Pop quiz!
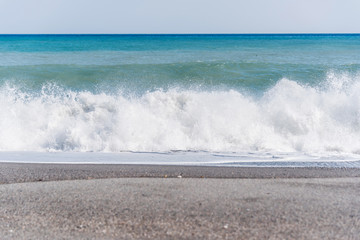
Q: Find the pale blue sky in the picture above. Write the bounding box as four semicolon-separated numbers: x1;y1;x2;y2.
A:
0;0;359;34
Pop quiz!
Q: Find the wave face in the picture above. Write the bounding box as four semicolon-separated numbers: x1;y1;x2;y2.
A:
1;73;360;155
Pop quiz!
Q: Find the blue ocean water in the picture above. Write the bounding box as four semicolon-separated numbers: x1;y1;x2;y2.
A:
2;34;360;95
1;34;360;164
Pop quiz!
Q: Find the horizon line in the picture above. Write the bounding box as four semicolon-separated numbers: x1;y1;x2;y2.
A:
0;33;360;35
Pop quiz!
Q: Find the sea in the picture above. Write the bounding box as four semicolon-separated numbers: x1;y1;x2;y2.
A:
1;34;360;167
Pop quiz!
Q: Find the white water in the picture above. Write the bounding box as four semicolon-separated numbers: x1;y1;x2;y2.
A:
1;75;360;158
1;151;359;167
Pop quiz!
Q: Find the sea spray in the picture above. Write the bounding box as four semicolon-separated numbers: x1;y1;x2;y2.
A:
1;75;360;155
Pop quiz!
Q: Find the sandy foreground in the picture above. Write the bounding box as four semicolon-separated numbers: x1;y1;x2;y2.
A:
0;163;360;239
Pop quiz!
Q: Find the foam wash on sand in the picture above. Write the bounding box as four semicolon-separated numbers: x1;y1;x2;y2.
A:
1;34;360;166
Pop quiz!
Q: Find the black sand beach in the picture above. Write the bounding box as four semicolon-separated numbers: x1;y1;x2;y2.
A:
1;163;360;239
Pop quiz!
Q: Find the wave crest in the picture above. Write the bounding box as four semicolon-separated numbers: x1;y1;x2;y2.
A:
1;76;360;155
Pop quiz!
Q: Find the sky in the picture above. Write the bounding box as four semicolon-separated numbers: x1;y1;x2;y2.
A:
0;0;359;34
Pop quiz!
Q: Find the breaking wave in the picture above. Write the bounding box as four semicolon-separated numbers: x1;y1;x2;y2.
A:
1;73;360;156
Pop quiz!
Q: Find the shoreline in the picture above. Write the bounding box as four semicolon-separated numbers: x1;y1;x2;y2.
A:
1;162;360;184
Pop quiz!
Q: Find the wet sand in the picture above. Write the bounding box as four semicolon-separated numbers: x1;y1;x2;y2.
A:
1;163;360;184
1;163;360;239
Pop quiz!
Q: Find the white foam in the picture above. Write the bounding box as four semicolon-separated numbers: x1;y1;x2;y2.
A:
0;151;359;167
1;74;360;157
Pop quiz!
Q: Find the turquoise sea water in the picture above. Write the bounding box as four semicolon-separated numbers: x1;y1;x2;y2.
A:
1;34;360;162
2;34;360;94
